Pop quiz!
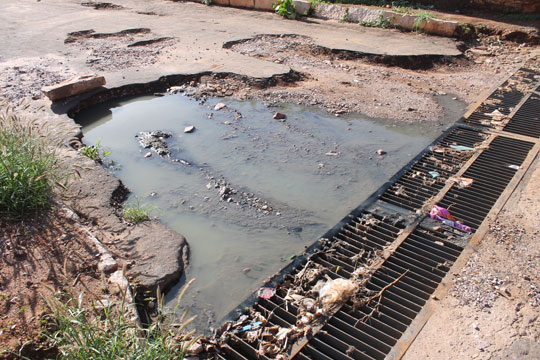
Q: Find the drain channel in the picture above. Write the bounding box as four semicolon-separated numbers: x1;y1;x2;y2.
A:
209;65;540;359
503;93;540;138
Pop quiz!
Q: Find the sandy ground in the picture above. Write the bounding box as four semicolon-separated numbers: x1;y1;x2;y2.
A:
0;0;539;358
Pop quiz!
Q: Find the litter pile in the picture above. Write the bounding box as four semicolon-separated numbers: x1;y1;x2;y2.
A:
198;212;409;358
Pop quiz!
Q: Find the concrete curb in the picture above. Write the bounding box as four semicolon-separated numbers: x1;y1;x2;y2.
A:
310;4;460;38
190;0;460;38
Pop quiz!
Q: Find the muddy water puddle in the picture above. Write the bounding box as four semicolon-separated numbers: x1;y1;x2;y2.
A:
77;93;445;330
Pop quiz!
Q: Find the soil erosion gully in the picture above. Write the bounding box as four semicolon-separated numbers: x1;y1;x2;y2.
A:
207;65;540;360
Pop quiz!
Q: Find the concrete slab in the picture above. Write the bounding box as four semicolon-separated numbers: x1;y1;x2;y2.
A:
0;0;461;91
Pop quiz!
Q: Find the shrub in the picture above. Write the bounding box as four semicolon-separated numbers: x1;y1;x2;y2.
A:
0;101;69;219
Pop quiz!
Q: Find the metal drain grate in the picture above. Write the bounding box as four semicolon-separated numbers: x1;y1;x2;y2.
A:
219;211;406;360
436;136;534;232
503;93;540;138
379;127;486;211
297;227;464;360
463;67;539;129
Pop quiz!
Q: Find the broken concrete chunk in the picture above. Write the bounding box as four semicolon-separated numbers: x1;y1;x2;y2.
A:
125;221;188;295
292;0;311;15
41;74;106;101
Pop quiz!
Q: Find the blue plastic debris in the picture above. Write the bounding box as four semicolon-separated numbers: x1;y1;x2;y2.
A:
450;145;475;151
241;321;262;332
428;171;440;178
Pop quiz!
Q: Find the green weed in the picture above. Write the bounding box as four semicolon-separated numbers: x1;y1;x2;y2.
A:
360;13;391;28
122;197;154;224
79;141;111;163
274;0;297;19
413;11;435;32
340;8;349;22
0;100;71;219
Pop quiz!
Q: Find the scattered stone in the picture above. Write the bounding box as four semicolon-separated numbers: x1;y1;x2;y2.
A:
407;107;416;111
144;152;152;158
184;125;195;133
109;270;129;294
377;149;387;155
242;267;252;274
214;102;227;110
325;151;340;156
41;73;106;101
273;112;287;120
98;253;118;273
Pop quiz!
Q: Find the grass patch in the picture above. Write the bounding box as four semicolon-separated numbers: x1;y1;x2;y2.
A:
42;280;199;360
122;197;154;224
0;100;71;219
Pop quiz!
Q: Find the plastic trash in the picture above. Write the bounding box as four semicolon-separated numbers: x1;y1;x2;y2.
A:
257;287;276;299
241;321;262;332
508;164;520;170
450;145;475;151
429;171;440;178
430;205;472;233
318;278;356;305
451;176;474;188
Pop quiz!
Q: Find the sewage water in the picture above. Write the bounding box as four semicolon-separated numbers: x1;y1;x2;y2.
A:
77;93;445;329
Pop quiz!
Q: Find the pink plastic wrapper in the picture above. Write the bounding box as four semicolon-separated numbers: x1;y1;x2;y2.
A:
257;287;276;299
430;205;472;233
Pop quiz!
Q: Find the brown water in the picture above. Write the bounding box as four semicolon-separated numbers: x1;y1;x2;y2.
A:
77;93;448;330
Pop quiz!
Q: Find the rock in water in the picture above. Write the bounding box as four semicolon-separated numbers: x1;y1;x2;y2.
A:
184;126;195;133
214;102;226;111
136;131;172;156
377;149;387;155
273;112;287;120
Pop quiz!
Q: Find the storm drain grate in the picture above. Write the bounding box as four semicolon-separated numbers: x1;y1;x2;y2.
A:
379;127;486;211
436;136;535;232
218;211;406;360
297;226;464;360
503;93;540;138
463;67;539;129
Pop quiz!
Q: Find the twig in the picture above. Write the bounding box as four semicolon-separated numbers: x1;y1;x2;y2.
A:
353;270;409;327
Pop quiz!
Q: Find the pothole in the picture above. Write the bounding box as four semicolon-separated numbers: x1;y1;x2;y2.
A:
81;2;125;10
64;28;175;71
74;88;448;330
